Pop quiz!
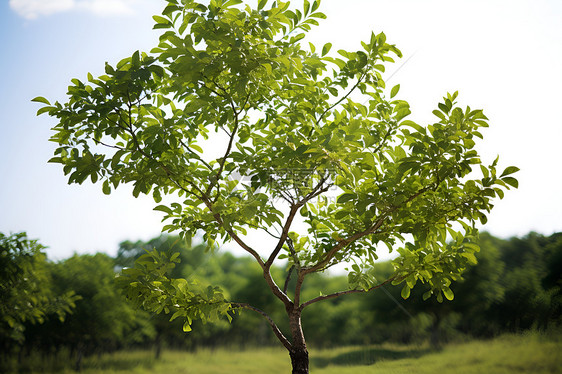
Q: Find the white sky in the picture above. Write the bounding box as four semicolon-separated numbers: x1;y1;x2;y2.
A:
1;0;561;261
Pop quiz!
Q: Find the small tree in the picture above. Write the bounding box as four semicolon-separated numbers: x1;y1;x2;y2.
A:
35;0;518;372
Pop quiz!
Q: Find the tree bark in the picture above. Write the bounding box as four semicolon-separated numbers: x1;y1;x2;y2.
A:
289;346;309;374
288;309;309;374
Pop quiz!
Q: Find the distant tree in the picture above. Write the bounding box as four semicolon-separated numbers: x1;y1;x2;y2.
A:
542;233;562;325
447;232;506;337
0;232;77;352
45;253;154;370
369;233;509;345
362;232;562;343
36;0;518;372
490;234;554;332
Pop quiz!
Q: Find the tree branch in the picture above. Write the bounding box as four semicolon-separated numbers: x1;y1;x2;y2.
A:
231;303;292;350
92;138;126;151
177;136;213;172
243;220;281;240
283;265;295;294
294;271;305;307
265;176;331;269
315;72;366;128
300;275;398;309
265;204;300;269
305;215;387;275
305;184;432;275
202;199;265;269
372;123;393;156
207;98;240;199
200;183;293;309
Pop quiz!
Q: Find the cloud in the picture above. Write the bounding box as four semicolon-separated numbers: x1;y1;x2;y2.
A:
10;0;137;20
76;0;135;17
9;0;74;19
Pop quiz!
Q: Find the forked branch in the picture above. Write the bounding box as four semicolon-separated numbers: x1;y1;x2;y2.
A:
232;302;292;350
265;176;331;269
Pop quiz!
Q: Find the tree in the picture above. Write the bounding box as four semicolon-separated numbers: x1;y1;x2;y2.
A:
488;233;554;332
35;0;518;372
42;253;154;370
542;233;562;326
0;232;77;354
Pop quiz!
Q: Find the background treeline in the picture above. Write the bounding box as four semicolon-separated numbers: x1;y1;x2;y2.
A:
1;231;561;371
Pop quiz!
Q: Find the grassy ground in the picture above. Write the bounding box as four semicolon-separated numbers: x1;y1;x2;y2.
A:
312;332;562;374
16;332;562;374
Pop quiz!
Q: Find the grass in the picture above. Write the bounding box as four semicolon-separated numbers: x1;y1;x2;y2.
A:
312;332;562;374
13;332;562;374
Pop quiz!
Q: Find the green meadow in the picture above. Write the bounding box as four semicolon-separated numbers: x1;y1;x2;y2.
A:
24;332;560;374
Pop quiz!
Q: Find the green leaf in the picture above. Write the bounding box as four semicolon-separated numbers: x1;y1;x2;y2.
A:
401;120;424;132
308;42;316;53
102;180;111;195
500;166;520;178
321;42;332;56
31;96;50;105
182;321;192;332
162;4;181;16
502;176;519;188
154;205;173;215
461;252;478;265
311;0;320;12
479;214;488;225
337;193;356;204
401;285;411;299
443;287;454;301
169;310;184;322
223;0;243;7
309;12;327;19
242;205;257;219
36;106;55;116
463;242;480;252
257;0;268;10
153;15;170;24
438;103;449;114
432;110;446;120
390;84;400;99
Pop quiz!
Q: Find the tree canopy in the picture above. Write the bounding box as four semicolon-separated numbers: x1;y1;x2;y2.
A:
35;0;518;372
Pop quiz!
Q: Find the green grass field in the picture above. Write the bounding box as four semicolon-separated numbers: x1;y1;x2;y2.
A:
19;332;562;374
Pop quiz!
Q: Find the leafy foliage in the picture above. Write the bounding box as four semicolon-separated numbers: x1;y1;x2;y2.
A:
0;232;78;346
50;254;152;348
117;249;232;332
37;0;518;371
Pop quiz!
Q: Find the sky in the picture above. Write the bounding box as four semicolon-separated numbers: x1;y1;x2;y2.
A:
1;0;561;261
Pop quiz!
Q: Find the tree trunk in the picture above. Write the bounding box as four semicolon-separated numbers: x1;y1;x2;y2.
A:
289;346;309;374
288;310;309;374
430;314;442;348
154;331;162;360
74;343;84;372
